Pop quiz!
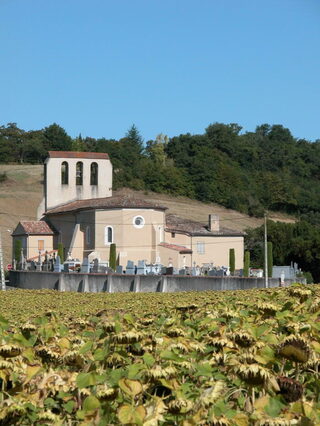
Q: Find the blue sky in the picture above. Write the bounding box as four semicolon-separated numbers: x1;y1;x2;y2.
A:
1;0;319;142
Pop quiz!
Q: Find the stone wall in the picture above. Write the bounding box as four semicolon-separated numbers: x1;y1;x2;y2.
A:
9;271;303;293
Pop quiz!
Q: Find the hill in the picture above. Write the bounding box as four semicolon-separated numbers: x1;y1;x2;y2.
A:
0;164;294;267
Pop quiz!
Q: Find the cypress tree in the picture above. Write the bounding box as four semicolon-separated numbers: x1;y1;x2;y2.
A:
14;240;22;264
229;248;235;275
57;243;64;262
267;241;273;278
109;243;117;271
243;250;250;277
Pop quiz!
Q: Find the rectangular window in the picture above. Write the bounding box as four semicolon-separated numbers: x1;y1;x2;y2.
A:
196;241;205;254
38;240;44;251
171;232;176;238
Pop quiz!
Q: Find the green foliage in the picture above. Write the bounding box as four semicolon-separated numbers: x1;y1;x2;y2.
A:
304;271;314;284
109;243;116;271
57;243;64;262
1;119;320;222
267;241;273;278
43;123;73;151
245;220;320;281
14;239;22;263
229;248;235;275
243;250;250;277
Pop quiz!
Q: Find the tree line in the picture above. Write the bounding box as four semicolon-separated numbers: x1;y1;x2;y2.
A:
1;121;320;220
2;121;320;280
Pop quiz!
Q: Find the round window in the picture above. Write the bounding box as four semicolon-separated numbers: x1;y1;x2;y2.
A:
133;215;145;229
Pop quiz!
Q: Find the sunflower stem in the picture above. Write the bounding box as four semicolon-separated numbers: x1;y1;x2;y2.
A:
295;362;300;381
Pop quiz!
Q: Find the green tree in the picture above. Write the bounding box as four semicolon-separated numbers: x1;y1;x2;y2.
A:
243;251;250;277
109;243;117;271
14;240;22;264
57;243;65;262
229;248;235;275
267;241;273;278
43;123;72;151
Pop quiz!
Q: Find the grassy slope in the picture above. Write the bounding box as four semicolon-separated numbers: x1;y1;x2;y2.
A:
0;164;295;266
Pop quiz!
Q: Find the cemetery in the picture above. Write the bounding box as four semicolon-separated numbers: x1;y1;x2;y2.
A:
9;250;302;292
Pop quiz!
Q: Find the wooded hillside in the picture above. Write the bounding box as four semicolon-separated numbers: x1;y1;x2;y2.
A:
2;121;320;281
0;122;319;222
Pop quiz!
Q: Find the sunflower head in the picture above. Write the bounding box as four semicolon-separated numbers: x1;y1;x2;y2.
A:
277;336;310;363
277;376;303;402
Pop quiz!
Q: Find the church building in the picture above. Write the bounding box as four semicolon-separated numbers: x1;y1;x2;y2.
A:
12;151;244;270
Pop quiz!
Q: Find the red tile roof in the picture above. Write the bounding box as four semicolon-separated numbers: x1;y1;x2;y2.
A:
165;214;244;237
45;195;168;215
48;151;109;159
13;221;55;236
159;242;192;254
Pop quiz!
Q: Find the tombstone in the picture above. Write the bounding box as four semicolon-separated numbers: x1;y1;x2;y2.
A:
161;267;167;275
49;255;54;272
19;248;25;270
54;255;62;272
126;260;135;275
173;268;179;275
191;267;197;276
116;265;123;274
166;266;174;275
92;258;99;273
136;260;147;275
42;263;49;272
154;264;162;275
179;269;186;275
81;258;90;273
63;263;69;273
208;269;216;276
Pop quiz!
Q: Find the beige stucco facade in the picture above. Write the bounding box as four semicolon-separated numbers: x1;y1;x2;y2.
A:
12;234;54;261
163;233;243;269
37;154;113;217
93;208;165;264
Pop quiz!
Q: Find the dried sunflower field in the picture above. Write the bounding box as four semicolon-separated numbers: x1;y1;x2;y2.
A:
0;285;320;425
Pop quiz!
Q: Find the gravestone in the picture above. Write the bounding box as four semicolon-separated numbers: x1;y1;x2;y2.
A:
81;258;90;273
116;265;123;274
191;267;197;276
166;266;174;275
126;260;135;275
92;258;99;273
179;269;186;275
63;263;69;273
54;255;62;272
136;260;147;275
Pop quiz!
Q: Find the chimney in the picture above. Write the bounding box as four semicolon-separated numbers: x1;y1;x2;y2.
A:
208;214;219;232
